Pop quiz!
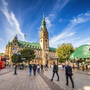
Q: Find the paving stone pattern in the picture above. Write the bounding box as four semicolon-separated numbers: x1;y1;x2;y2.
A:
0;69;51;90
0;67;90;90
44;68;90;90
0;68;14;76
40;73;64;90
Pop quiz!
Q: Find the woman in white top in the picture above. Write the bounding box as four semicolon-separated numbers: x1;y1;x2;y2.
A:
37;64;40;73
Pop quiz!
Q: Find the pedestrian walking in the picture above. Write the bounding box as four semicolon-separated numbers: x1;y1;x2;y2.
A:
37;64;40;73
65;64;74;88
51;62;59;81
9;65;11;70
33;64;37;76
86;64;88;71
62;63;65;70
41;64;43;71
29;64;32;75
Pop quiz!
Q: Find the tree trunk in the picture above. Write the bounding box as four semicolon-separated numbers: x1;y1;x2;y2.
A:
28;61;30;66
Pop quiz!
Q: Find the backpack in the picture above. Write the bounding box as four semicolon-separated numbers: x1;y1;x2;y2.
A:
33;66;36;70
54;65;58;72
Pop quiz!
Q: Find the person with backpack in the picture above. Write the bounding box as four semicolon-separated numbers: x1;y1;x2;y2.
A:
51;62;59;81
65;64;74;88
33;64;37;76
29;64;32;76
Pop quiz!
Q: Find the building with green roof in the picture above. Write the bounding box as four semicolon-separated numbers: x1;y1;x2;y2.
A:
69;44;90;64
5;12;57;65
69;53;75;60
74;44;90;59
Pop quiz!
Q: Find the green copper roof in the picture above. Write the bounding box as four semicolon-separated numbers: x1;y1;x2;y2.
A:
41;12;46;31
9;40;56;51
18;41;41;49
74;44;90;59
69;53;75;60
49;47;56;51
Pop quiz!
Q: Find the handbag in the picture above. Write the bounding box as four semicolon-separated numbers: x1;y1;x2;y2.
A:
68;72;73;75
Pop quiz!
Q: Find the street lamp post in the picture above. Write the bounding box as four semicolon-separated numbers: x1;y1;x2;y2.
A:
13;52;21;75
47;58;50;68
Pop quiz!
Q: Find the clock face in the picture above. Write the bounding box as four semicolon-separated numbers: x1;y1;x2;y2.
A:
14;43;16;45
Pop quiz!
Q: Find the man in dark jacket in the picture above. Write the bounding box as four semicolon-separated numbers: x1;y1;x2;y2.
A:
65;64;74;88
33;64;37;76
51;62;59;81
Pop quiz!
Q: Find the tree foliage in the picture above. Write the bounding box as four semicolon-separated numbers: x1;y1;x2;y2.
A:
56;43;75;63
20;48;35;63
11;55;22;63
11;48;35;64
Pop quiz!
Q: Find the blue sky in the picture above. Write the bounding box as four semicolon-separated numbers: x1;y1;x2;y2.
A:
0;0;90;53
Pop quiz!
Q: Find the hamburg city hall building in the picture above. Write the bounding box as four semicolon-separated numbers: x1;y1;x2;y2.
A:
4;13;57;66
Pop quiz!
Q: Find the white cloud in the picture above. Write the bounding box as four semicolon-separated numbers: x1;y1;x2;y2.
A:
74;37;90;47
53;0;69;13
49;12;90;48
45;0;69;29
37;0;69;31
70;13;90;24
49;14;55;17
45;17;52;29
0;0;24;41
49;24;76;47
59;18;63;22
0;48;5;53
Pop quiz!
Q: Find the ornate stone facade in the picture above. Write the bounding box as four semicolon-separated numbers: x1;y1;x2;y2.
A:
4;13;57;66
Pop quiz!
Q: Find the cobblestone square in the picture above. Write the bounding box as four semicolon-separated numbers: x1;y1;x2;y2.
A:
0;69;51;90
0;68;90;90
44;68;90;90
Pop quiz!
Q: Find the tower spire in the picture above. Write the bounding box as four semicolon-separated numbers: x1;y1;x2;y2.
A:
41;11;46;31
43;11;45;21
43;11;44;19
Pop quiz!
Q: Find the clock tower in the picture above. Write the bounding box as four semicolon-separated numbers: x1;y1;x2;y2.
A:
39;12;49;65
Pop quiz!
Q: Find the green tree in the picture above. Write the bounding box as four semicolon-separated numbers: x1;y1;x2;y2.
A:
11;54;22;63
20;48;35;64
56;43;75;63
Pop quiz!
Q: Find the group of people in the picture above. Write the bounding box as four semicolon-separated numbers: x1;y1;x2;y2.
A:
28;62;74;88
29;64;43;76
51;62;74;88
